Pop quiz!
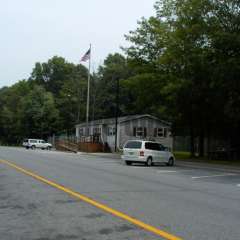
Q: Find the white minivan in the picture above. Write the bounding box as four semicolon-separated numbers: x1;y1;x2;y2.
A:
122;140;175;166
23;139;52;150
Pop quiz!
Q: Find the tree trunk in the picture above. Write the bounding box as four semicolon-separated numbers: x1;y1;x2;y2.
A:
190;125;195;158
199;130;204;158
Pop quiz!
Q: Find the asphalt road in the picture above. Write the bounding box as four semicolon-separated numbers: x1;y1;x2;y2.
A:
0;147;240;240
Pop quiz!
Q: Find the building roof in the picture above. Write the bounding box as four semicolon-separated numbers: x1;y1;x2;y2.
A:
76;114;171;128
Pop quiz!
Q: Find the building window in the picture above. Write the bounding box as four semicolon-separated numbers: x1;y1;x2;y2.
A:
133;127;147;137
108;127;116;136
93;127;101;135
154;128;167;138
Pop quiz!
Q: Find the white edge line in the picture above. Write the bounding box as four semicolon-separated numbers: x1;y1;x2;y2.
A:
179;163;240;174
192;173;237;179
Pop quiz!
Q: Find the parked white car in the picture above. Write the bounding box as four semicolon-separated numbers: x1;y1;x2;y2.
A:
23;139;52;150
122;140;175;166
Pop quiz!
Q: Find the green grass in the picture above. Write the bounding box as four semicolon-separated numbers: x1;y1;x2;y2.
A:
174;151;240;166
173;151;191;159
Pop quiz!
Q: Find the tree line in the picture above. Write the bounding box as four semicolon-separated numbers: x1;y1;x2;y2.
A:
0;0;239;157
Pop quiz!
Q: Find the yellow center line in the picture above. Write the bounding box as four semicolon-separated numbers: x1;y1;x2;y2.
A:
0;159;183;240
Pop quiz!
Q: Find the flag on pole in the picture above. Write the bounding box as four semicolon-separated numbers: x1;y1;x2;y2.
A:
81;48;91;62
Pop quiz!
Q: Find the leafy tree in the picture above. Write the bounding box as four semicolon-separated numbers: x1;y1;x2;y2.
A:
20;85;59;139
124;0;240;157
209;0;240;148
30;56;76;96
123;10;175;121
30;56;89;130
0;80;32;144
58;64;88;129
93;53;133;119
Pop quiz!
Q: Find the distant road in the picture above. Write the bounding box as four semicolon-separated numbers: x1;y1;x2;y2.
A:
0;146;240;240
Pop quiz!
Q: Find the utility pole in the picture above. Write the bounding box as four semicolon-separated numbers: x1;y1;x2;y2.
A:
114;76;119;152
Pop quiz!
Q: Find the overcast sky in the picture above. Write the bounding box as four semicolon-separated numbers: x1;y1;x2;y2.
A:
0;0;156;88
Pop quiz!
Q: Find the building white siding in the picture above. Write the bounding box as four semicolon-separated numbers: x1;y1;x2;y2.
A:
75;115;173;152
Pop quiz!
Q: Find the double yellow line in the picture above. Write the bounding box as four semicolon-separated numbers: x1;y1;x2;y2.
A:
0;159;183;240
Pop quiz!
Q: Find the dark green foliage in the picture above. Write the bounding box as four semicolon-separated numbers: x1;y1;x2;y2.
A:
93;53;134;119
20;85;59;139
123;0;240;156
0;57;89;144
0;80;32;144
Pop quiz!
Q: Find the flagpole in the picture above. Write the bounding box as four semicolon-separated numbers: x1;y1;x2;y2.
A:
86;44;91;136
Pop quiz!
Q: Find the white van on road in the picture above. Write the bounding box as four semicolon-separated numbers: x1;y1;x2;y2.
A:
122;140;175;166
23;139;52;150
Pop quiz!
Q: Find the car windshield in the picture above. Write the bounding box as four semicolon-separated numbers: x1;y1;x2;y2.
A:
124;141;142;149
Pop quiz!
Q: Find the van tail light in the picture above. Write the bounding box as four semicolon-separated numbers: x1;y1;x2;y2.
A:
140;151;144;156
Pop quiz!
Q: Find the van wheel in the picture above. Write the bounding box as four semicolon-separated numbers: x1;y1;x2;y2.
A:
167;157;174;166
146;157;152;167
31;145;36;150
125;161;132;165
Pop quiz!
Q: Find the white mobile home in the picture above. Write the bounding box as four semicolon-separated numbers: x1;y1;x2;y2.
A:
75;114;173;152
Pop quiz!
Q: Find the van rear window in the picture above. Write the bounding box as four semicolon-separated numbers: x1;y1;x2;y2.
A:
124;141;142;149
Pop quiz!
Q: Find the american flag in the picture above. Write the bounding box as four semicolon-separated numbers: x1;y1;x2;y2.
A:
81;48;91;62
